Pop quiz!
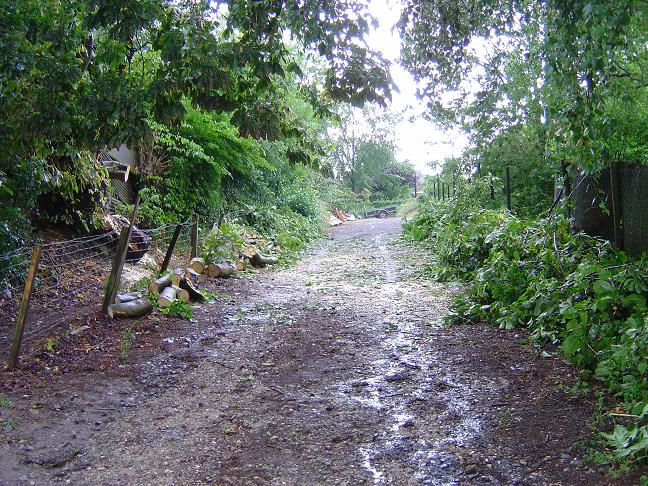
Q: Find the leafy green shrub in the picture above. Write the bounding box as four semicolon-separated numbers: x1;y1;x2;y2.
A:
407;178;648;465
601;402;648;464
202;222;248;264
160;300;193;319
283;187;320;218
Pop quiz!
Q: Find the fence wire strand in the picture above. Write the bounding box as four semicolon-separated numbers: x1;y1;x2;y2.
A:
0;219;196;365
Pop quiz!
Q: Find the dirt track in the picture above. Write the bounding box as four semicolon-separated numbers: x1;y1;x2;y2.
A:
0;218;635;485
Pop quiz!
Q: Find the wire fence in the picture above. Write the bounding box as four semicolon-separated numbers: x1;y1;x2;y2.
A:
0;218;196;369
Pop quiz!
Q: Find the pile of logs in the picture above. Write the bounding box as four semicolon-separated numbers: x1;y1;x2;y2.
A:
149;257;210;309
108;248;279;319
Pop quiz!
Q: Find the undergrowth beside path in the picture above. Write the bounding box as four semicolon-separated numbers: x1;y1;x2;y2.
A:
405;180;648;481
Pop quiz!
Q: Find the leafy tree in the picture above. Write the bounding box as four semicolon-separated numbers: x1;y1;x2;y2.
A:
0;0;394;249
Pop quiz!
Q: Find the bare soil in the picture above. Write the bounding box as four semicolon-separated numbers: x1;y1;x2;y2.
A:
0;218;643;485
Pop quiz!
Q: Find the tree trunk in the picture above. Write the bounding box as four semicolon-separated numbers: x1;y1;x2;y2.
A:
184;268;206;285
115;291;143;304
108;298;153;319
179;278;205;302
250;251;279;268
170;268;184;286
172;285;190;303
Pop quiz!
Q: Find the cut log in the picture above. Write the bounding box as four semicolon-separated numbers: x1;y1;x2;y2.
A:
115;291;143;304
108;298;153;319
207;262;237;278
184;268;206;284
172;285;190;303
250;252;279;268
157;286;177;308
170;268;184;286
148;275;172;295
189;257;205;274
180;277;205;302
235;259;246;272
242;246;257;258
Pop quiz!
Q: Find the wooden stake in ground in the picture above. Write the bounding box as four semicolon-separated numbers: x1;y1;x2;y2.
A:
102;195;141;314
7;244;42;371
108;298;153;319
190;213;199;259
160;223;183;274
157;286;177;308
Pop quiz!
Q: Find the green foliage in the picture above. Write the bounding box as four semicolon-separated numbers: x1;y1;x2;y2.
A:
160;300;193;320
120;328;135;359
406;183;648;464
202;222;248;264
601;403;648;464
139;120;226;227
283;187;321;219
399;0;647;172
0;0;390;249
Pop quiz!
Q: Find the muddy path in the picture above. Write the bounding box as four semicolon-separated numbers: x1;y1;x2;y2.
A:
0;218;632;485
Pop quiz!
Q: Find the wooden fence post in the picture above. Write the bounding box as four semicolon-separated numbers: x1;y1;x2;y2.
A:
7;245;42;370
442;182;446;201
505;166;512;211
160;223;183;274
190;213;199;259
102;195;140;314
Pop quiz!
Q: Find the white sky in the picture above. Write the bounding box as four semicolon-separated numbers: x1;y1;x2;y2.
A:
365;0;468;175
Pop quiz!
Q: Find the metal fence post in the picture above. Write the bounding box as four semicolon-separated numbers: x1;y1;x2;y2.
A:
7;245;42;370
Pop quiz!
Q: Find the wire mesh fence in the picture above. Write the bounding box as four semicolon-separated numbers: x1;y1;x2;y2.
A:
0;218;196;369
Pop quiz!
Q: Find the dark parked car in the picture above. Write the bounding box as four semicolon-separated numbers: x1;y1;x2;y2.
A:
364;205;397;219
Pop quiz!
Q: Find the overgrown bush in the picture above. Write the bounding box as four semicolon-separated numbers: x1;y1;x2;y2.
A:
405;179;648;466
